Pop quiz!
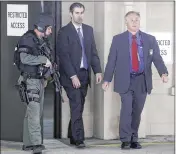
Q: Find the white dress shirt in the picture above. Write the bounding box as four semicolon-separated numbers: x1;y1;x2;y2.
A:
72;23;84;68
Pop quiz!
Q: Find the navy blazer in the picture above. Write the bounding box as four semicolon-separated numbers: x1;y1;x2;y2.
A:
57;22;102;87
103;30;168;94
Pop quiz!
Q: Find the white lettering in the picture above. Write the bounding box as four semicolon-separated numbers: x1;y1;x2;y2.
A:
7;4;28;36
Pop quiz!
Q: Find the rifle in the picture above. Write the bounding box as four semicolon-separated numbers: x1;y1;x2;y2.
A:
38;38;64;103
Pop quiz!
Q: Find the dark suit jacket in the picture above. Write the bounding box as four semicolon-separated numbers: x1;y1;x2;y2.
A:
56;22;102;87
103;30;168;94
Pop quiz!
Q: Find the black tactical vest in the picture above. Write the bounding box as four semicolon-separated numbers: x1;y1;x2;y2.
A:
14;30;48;78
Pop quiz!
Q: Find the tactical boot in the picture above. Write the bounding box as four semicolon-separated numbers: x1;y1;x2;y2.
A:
22;144;45;151
32;145;44;154
22;145;33;151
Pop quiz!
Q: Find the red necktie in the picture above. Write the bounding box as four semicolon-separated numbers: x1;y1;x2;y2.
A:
132;35;139;72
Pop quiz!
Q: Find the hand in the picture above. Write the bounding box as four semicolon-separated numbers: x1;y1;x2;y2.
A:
43;80;48;88
44;58;52;68
161;74;168;83
96;73;102;84
71;75;81;89
102;81;110;91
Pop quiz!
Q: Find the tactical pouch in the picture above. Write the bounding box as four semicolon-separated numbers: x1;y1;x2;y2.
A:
15;81;29;104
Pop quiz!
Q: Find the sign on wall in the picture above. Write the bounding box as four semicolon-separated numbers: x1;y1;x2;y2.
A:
149;32;173;64
7;4;28;36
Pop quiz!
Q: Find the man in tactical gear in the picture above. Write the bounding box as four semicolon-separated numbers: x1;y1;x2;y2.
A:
16;13;53;154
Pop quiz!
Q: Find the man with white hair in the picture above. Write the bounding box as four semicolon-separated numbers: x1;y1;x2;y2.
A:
102;11;168;150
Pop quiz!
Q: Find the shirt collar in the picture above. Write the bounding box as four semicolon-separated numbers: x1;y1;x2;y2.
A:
72;22;82;31
128;30;140;39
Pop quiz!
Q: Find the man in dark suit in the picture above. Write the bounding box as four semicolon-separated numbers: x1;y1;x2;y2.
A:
102;11;168;150
57;2;102;148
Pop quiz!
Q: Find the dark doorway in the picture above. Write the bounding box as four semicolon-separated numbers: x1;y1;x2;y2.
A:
0;1;62;141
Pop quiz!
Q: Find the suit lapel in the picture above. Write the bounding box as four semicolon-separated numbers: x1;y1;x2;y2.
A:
140;31;148;69
68;22;81;47
122;31;130;65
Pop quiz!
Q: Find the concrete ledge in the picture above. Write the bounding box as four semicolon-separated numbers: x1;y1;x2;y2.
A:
170;86;175;96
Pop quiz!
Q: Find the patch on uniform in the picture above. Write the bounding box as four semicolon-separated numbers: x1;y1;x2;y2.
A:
18;48;29;53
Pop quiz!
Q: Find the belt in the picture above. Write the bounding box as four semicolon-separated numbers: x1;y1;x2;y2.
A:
21;72;43;79
80;68;88;71
130;72;144;77
29;97;40;103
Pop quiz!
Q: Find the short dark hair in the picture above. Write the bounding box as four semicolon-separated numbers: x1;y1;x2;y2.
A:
69;2;85;13
125;11;140;18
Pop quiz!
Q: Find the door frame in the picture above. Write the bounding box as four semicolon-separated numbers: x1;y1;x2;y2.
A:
53;1;62;139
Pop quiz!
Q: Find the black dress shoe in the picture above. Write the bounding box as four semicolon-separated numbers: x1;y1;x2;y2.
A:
70;138;76;145
130;142;142;149
121;142;131;149
75;141;86;148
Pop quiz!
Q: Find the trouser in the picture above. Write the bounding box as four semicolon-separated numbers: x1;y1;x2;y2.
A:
18;76;45;146
119;73;147;142
64;68;89;142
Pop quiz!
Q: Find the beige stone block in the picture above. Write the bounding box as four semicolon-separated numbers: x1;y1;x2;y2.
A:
152;80;173;94
92;2;105;139
83;115;93;137
93;117;104;139
104;83;121;139
146;2;174;31
147;2;173;19
104;3;124;66
145;123;151;135
138;109;146;138
152;64;173;80
61;104;70;138
62;89;69;102
85;87;91;100
61;2;72;26
83;100;93;116
80;2;94;27
151;64;174;94
150;123;174;135
146;95;174;124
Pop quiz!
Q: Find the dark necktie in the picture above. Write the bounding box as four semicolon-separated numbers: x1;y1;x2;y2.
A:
77;28;88;69
132;35;139;72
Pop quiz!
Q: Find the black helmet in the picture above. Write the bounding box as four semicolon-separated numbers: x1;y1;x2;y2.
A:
34;13;54;33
